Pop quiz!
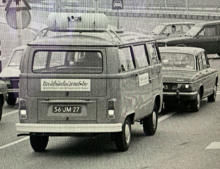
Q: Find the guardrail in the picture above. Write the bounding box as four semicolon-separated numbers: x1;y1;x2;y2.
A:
29;4;220;21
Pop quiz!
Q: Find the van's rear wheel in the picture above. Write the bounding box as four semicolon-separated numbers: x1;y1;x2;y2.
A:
6;93;16;106
143;105;158;136
114;118;131;152
30;135;49;152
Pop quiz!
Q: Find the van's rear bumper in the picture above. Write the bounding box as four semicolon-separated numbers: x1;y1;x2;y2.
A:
16;123;122;133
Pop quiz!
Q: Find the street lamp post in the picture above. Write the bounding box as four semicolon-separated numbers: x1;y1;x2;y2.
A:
186;0;189;11
165;0;167;8
94;0;98;13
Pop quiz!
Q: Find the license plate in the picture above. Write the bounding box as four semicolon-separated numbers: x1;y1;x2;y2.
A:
52;105;81;113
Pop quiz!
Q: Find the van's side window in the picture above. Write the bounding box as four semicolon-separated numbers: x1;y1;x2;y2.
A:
118;47;135;72
133;45;149;68
146;43;160;64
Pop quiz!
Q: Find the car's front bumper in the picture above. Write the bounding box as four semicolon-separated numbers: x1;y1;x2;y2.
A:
163;91;198;101
7;88;19;93
16;123;122;133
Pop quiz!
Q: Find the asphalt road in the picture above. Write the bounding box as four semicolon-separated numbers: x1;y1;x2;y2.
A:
0;95;220;169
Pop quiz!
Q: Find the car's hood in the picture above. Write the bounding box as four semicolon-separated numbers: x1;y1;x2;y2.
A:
0;66;20;78
162;69;197;83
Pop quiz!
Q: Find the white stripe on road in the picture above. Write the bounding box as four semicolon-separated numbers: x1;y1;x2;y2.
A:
0;112;175;150
158;113;175;123
2;110;18;118
0;137;29;150
206;142;220;150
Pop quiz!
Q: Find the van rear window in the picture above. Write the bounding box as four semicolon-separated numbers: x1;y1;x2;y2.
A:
32;51;103;73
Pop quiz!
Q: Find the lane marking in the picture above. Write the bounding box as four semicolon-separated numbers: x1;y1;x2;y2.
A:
158;113;175;123
2;110;18;118
0;137;29;150
0;112;175;150
206;142;220;150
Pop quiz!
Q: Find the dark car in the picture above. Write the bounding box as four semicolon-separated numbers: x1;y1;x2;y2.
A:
150;22;194;40
160;47;218;112
157;21;220;56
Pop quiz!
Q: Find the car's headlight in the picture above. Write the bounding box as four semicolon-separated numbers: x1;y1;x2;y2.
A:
163;84;169;90
178;84;192;91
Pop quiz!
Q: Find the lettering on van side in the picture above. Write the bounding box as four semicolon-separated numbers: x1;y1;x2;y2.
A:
41;79;91;91
138;73;150;87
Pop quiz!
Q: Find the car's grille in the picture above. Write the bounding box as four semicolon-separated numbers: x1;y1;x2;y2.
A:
163;83;177;92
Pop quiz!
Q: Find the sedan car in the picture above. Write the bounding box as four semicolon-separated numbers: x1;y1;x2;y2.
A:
0;46;26;106
157;21;220;56
160;47;218;112
150;22;194;40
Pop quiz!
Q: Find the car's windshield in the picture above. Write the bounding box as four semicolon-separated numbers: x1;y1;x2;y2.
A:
32;50;103;74
161;52;195;70
185;26;201;37
152;25;165;35
8;49;24;67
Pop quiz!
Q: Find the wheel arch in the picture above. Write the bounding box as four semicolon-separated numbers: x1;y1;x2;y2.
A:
199;85;204;98
154;95;162;112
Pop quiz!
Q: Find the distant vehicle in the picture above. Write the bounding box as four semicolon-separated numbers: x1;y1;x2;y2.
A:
160;47;218;112
16;13;163;152
0;46;26;106
157;20;220;56
150;22;194;40
0;80;7;121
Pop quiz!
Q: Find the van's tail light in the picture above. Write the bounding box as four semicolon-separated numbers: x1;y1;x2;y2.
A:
107;98;116;119
19;98;27;119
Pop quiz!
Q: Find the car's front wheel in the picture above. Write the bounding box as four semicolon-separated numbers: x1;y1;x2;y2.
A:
30;135;49;152
143;105;158;136
208;85;217;102
191;92;201;112
114;118;131;152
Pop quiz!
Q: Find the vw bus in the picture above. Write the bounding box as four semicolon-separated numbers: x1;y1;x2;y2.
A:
16;13;163;152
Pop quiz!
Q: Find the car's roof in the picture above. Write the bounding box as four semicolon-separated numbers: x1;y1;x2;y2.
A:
28;30;155;47
159;46;204;55
160;22;194;26
195;20;220;27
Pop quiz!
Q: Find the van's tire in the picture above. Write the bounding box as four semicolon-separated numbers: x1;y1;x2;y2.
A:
114;118;131;152
191;92;201;112
143;105;158;136
0;95;4;121
30;135;49;152
208;85;217;102
6;93;16;106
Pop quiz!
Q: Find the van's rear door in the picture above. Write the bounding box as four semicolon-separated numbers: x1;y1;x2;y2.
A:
27;48;106;123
